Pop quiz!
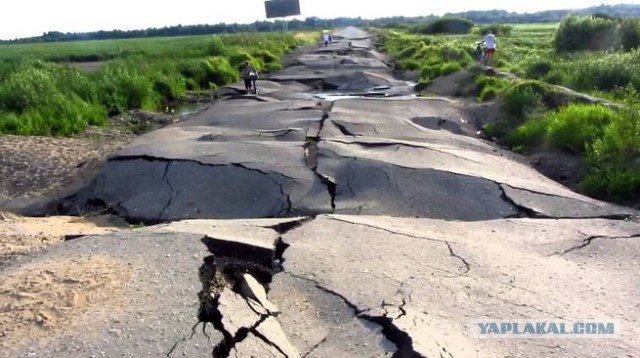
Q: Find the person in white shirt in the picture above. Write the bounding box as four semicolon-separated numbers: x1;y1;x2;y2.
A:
482;31;497;65
322;33;330;47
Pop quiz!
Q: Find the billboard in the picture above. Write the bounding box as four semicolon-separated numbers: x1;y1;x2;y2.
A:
264;0;301;19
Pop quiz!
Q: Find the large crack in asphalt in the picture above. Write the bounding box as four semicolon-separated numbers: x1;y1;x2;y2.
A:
192;217;314;358
159;161;179;219
330;120;359;136
496;184;537;218
554;233;640;256
288;272;423;358
500;184;637;220
196;240;283;358
189;213;425;358
317;146;526;219
305;107;337;211
64;156;300;223
445;242;471;275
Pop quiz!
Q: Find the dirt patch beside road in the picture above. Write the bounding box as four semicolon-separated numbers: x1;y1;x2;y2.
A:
0;128;134;202
0;212;128;265
0;255;133;348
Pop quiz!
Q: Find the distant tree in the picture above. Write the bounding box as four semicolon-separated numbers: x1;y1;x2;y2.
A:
620;18;640;51
3;3;640;44
591;13;620;21
413;18;474;35
475;24;513;36
554;15;618;52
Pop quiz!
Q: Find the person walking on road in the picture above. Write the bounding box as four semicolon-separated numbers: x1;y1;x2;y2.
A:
322;32;331;47
481;31;497;66
241;61;258;94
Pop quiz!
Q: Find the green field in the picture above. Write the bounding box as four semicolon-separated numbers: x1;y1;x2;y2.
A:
0;35;214;61
0;32;320;62
0;32;316;137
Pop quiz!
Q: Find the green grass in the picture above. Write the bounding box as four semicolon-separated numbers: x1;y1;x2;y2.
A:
0;32;312;62
504;104;617;153
510;23;560;32
378;20;640;203
0;36;212;62
0;32;314;136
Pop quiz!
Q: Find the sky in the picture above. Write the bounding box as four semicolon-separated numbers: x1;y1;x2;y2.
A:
1;0;638;40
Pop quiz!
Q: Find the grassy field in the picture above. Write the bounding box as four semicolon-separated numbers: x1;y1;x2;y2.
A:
379;18;640;203
0;32;317;137
0;36;214;62
0;32;321;62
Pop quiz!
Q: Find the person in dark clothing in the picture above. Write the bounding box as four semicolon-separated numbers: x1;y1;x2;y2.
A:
241;61;258;94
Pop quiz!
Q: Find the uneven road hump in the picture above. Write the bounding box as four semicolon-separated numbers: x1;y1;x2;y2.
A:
2;28;639;358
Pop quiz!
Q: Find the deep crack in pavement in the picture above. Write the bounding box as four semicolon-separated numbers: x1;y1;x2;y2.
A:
287;273;422;358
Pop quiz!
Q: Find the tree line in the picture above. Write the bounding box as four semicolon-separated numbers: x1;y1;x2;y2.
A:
3;4;640;44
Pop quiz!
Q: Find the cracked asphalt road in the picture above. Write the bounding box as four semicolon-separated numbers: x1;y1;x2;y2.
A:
61;28;636;222
5;214;638;357
3;27;640;358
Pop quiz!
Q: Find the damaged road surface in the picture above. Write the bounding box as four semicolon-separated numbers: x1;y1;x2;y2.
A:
3;215;639;357
3;27;640;358
59;27;634;222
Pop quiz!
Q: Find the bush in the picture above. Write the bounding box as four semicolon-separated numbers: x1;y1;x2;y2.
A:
0;32;304;136
588;105;640;168
474;74;510;101
0;94;106;136
96;65;161;114
561;51;640;92
399;45;419;59
554;16;618;52
440;62;462;76
620;18;640;51
396;59;421;71
479;86;498;102
475;24;513;36
495;102;640;202
502;104;617;154
252;50;281;71
439;46;473;63
208;36;226;56
582;169;640;201
544;104;617;154
415;79;432;91
414;18;474;35
152;74;187;102
0;61;108;136
502;84;545;118
581;105;640;201
526;60;553;79
420;64;441;80
176;57;238;90
504;116;549;150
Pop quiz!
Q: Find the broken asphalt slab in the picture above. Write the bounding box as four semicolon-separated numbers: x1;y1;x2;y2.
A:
322;97;483;141
280;214;640;358
3;214;639;357
0;230;217;358
0;217;303;358
316;137;636;219
64;140;332;222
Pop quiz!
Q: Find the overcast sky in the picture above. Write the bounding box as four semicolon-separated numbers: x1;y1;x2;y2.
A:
1;0;637;40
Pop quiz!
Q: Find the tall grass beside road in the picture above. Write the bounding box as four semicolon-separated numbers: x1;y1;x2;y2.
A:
379;17;640;204
0;32;312;136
